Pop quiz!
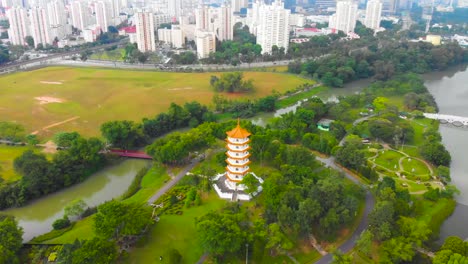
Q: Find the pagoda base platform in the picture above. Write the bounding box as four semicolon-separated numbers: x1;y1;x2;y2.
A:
212;172;263;201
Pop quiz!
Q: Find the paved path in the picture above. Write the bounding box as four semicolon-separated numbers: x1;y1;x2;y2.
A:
147;157;201;205
314;156;375;264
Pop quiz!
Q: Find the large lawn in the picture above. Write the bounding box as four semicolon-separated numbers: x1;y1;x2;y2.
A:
400;157;431;176
373;150;405;171
127;192;227;264
0;145;35;182
0;67;308;137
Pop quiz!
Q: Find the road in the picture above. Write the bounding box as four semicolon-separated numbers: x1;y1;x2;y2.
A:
0;39;128;74
314;156;375;264
147;157;202;205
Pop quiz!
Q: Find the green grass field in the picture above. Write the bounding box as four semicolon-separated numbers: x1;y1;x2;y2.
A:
89;49;125;61
44;216;95;244
123;165;171;204
373;150;405;171
400;157;431;176
0;145;35;182
0;67;308;138
127;192;227;264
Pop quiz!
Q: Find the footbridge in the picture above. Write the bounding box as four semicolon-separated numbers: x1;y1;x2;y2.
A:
423;113;468;126
109;149;153;159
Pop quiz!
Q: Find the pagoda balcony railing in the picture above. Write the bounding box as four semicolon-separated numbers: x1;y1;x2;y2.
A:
226;172;243;180
227;137;250;144
227;144;249;152
226;158;250;166
227;165;249;174
227;151;250;159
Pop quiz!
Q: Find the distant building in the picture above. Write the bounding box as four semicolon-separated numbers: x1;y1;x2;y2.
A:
158;25;185;48
256;0;291;54
154;13;172;28
135;11;156;52
71;1;90;31
426;34;441;45
231;0;248;13
329;0;358;33
83;25;101;42
47;0;69;39
196;30;216;58
30;6;52;47
6;6;29;46
95;1;110;33
218;4;233;41
364;0;383;30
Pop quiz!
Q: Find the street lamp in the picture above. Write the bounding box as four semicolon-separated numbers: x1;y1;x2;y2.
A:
245;243;249;264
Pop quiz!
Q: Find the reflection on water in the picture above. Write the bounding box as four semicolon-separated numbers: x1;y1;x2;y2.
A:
2;159;149;241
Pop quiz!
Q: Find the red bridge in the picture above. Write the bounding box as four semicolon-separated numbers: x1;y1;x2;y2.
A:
109;149;153;160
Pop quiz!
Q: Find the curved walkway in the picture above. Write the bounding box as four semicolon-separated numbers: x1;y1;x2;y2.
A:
314;156;375;264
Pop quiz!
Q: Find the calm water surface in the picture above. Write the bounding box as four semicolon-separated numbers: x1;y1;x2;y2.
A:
424;65;468;241
2;159;149;241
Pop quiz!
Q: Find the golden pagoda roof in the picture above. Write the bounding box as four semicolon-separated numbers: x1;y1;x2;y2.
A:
226;119;251;138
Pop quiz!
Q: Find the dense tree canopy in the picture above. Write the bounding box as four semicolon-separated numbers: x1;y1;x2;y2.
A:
0;216;23;264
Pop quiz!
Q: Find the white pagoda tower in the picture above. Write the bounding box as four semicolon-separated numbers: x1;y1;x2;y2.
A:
225;120;251;190
212;120;263;201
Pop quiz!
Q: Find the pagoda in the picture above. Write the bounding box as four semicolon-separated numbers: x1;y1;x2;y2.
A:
224;119;251;189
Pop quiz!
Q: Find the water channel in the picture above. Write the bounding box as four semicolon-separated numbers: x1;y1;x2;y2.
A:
424;65;468;241
3;66;467;243
2;159;149;242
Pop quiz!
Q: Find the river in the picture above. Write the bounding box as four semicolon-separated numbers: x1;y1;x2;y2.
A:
424;65;468;242
2;159;149;242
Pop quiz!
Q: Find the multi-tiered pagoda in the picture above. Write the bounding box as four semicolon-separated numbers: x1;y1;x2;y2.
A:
224;120;251;189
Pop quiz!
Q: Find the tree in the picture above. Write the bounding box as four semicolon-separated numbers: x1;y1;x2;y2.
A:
25;36;34;48
94;200;152;239
335;141;365;171
441;236;466;255
101;120;147;149
25;134;39;146
356;230;373;257
196;211;245;256
0;121;25;142
265;223;293;255
420;142;451;166
211;72;254;93
437;165;451;182
53;131;81;148
0;215;23;264
64;199;87;219
331;249;353;264
380;237;415;263
241;174;259;195
52;217;71;230
71;237;118;264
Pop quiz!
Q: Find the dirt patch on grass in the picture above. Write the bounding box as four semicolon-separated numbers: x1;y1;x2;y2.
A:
41;140;58;154
40;81;63;85
31;116;80;135
167;87;193;91
35;96;66;105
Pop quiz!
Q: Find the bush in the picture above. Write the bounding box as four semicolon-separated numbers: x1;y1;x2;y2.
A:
82;206;98;217
52;217;71;230
167;248;182;264
120;166;149;200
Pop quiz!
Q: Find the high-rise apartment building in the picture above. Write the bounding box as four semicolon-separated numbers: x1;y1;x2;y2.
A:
168;0;182;19
196;30;216;58
382;0;398;13
110;0;121;25
364;0;382;30
135;11;156;52
95;1;110;32
6;7;29;46
71;1;90;31
329;0;358;33
30;6;52;47
231;0;248;12
157;25;185;48
47;0;69;40
218;4;233;41
256;0;290;54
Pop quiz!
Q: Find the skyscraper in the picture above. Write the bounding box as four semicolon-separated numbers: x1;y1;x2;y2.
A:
218;4;233;41
256;0;290;54
95;1;110;32
364;0;382;30
231;0;248;12
6;7;29;46
329;0;358;33
109;0;122;25
71;1;90;31
47;0;68;40
135;12;156;52
30;6;52;47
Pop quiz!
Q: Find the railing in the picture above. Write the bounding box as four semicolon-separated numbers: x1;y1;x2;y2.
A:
227;137;249;144
227;151;250;159
227;144;249;152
